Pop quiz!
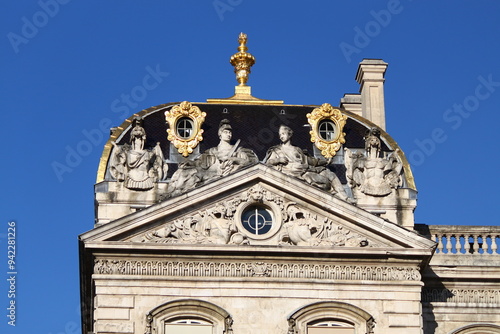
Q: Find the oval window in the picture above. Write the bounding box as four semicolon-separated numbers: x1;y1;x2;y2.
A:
176;117;194;139
318;120;336;141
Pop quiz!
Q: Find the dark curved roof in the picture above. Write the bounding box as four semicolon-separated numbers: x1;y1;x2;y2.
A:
96;102;415;190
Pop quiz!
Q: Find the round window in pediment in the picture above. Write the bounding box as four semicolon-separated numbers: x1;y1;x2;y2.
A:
241;205;273;236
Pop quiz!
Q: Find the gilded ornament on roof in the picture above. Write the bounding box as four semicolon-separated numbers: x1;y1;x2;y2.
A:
229;32;255;86
307;103;347;159
165;101;206;157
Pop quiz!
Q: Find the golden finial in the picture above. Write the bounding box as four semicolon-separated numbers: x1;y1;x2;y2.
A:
230;32;255;86
206;33;283;104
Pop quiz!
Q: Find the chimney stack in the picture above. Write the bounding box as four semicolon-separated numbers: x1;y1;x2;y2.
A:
355;59;388;130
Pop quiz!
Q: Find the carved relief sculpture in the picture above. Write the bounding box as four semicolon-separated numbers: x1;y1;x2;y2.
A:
166;119;258;197
109;118;167;190
264;125;351;201
136;204;249;246
280;203;369;247
139;185;373;247
345;127;402;197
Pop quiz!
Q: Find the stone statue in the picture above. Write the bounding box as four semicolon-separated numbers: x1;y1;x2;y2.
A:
345;128;402;197
109;119;167;190
264;125;351;201
197;119;258;178
166;119;258;196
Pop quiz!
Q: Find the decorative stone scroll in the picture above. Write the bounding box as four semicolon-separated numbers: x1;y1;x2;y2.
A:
165;101;206;157
93;259;422;281
306;103;347;159
109;118;167;190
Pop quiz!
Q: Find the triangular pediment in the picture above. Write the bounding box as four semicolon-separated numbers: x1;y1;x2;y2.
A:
81;164;434;253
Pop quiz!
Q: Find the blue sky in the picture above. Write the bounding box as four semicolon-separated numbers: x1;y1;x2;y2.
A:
1;1;500;333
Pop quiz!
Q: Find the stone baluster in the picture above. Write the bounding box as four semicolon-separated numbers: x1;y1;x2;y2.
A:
471;234;480;254
462;236;468;254
436;233;444;254
445;235;453;254
421;226;500;256
490;235;498;255
455;234;462;254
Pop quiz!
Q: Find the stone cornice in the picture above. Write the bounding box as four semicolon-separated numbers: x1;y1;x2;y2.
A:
84;241;435;260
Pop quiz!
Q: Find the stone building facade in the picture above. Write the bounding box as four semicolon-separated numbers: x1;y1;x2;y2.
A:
79;34;500;334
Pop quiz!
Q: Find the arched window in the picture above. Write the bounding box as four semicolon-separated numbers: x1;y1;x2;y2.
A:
145;299;233;334
451;324;500;334
165;318;213;334
288;302;374;334
308;319;355;334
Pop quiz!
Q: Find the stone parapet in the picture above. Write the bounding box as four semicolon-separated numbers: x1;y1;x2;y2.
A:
416;224;500;256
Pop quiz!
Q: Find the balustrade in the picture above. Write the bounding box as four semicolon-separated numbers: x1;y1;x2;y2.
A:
416;225;500;255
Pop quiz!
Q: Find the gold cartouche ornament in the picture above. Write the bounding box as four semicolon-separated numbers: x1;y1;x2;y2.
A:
229;33;255;86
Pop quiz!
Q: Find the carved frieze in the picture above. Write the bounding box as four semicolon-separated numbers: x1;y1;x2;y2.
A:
93;259;422;281
422;288;500;304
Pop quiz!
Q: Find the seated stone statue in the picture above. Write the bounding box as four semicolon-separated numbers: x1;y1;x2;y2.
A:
264;125;351;201
110;120;167;190
197;119;258;179
167;119;258;197
345;127;402;197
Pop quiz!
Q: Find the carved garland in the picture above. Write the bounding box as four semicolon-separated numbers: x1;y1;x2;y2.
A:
165;101;206;157
93;259;421;281
307;103;347;159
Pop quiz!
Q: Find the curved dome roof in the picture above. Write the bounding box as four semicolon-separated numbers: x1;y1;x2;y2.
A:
96;101;415;191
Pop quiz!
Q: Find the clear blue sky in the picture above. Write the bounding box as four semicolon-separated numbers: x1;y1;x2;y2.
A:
1;1;500;333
